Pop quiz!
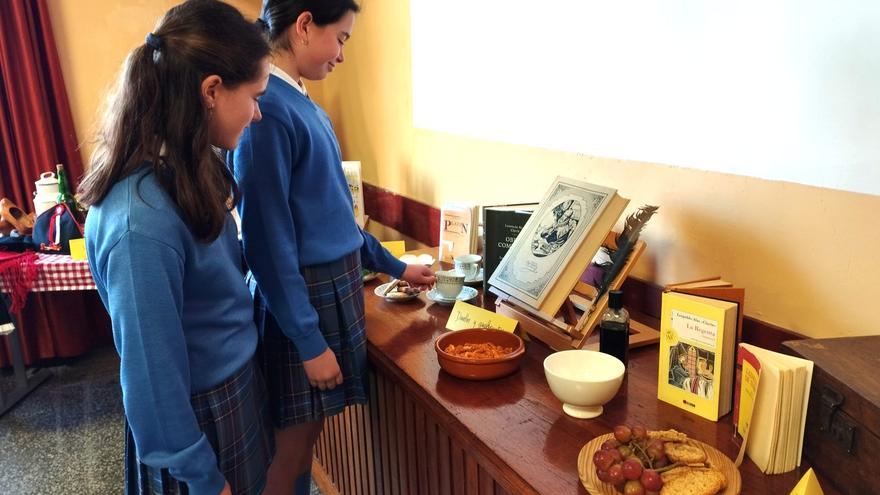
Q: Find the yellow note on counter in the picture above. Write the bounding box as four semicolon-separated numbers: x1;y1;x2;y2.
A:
446;300;518;332
380;240;406;259
69;238;87;260
789;468;824;495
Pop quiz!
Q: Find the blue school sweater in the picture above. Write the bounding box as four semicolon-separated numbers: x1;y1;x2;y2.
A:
230;74;405;361
85;168;257;494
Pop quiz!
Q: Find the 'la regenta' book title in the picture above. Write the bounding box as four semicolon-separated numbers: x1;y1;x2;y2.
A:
657;291;738;421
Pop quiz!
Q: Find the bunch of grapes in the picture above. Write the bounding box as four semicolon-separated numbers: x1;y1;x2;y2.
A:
592;425;668;495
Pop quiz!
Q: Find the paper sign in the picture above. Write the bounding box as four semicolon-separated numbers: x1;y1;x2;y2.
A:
445;300;518;333
381;241;406;259
789;468;824;495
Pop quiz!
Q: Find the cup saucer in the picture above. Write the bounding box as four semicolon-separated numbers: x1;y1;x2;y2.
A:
463;268;484;285
427;286;478;305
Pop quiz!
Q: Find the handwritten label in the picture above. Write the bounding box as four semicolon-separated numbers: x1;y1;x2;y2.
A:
445;300;518;332
380;240;406;259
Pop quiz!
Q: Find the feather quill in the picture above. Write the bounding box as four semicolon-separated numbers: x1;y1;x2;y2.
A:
594;205;659;300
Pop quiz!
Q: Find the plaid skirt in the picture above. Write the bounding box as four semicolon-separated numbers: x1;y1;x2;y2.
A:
124;359;275;495
254;249;368;428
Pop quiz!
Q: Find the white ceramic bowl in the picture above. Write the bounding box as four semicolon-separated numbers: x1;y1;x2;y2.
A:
543;350;625;419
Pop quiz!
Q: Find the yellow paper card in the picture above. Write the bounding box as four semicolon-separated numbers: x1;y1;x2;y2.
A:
69;238;87;260
446;300;518;333
789;468;824;495
381;241;406;259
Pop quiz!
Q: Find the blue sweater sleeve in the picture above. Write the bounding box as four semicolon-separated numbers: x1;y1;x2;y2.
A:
233;116;328;361
105;232;224;495
360;229;406;278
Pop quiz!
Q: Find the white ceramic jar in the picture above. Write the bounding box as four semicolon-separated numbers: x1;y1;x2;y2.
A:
33;171;59;216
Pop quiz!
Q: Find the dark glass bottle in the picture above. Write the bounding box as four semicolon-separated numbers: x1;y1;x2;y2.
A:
599;290;629;367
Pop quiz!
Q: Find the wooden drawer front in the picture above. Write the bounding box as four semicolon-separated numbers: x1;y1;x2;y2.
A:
802;373;880;495
315;370;516;495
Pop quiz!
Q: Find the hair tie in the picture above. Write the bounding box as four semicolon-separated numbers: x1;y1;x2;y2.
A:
255;17;269;33
145;32;163;51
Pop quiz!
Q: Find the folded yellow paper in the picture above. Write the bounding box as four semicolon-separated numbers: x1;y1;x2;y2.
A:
69;238;87;260
446;300;517;333
381;240;406;259
790;468;824;495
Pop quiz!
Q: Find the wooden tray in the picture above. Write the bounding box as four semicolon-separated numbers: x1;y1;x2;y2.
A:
577;433;742;494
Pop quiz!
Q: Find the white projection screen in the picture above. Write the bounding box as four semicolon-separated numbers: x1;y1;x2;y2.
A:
410;0;880;196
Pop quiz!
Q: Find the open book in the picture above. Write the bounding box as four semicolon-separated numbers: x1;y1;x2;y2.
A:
735;343;814;474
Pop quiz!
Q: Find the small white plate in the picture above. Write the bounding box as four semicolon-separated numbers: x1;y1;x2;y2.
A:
375;282;420;302
426;286;478;305
463;268;484;285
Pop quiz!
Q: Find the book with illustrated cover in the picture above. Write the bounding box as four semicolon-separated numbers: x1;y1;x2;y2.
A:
736;343;813;474
665;277;745;344
482;203;537;294
488;177;628;319
342;161;366;228
657;290;738;421
439;203;477;263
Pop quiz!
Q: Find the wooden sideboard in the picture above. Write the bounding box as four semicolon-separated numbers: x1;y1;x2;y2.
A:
312;276;840;495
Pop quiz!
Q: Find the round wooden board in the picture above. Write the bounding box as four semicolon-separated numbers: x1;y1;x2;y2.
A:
577;433;742;494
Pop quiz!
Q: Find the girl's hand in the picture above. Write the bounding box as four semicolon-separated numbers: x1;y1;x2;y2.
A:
303;348;343;390
400;264;436;291
219;481;232;495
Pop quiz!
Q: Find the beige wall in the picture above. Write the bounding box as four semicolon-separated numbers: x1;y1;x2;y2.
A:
316;0;880;339
48;0;879;339
46;0;262;163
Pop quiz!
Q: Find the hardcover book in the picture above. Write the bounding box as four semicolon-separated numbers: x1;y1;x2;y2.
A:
488;177;628;319
482;203;537;294
657;291;738;421
439;203;478;263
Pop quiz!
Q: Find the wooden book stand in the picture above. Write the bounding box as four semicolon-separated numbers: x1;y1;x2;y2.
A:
493;231;659;352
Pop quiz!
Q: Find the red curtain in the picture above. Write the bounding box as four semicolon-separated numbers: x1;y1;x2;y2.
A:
0;0;112;366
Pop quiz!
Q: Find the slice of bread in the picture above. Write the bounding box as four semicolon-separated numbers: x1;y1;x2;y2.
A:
664;442;708;464
660;467;726;495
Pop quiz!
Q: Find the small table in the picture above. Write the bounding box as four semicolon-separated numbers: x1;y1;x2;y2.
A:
0;253;96;415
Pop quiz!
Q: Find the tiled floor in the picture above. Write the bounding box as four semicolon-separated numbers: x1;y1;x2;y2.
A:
0;346;321;494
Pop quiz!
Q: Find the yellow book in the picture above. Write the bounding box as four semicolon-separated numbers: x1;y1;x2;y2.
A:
657;291;738;421
739;343;814;474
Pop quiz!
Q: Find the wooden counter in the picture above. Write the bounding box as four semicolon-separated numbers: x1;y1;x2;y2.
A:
313;277;839;495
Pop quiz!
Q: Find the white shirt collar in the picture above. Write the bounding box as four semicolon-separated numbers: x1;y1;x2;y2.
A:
271;65;307;96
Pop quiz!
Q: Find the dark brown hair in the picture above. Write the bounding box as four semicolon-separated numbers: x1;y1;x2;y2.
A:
258;0;360;51
78;0;270;242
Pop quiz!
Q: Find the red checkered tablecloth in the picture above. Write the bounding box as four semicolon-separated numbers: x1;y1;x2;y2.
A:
29;254;96;292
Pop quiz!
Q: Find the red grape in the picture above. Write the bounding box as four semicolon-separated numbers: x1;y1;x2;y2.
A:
602;438;622;450
623;480;646;495
640;469;663;491
593;449;616;471
614;425;633;443
607;463;625;485
622;458;643;480
596;468;611;483
632;425;648;441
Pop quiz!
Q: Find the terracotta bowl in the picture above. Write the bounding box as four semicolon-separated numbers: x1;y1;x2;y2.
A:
434;329;525;381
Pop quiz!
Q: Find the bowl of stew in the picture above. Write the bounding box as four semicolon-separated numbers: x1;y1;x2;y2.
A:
434;329;525;380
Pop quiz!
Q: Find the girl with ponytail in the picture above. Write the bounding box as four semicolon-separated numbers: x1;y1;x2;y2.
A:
80;1;273;493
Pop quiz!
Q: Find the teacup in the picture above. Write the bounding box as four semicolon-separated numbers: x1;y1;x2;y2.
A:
453;254;481;280
434;270;465;299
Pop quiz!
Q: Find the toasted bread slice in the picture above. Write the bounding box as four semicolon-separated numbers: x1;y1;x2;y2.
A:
664;441;708;464
660;467;726;495
649;429;689;443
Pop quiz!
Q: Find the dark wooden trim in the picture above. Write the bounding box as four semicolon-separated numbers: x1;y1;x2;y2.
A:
363;182;441;247
621;276;806;351
363;188;807;351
